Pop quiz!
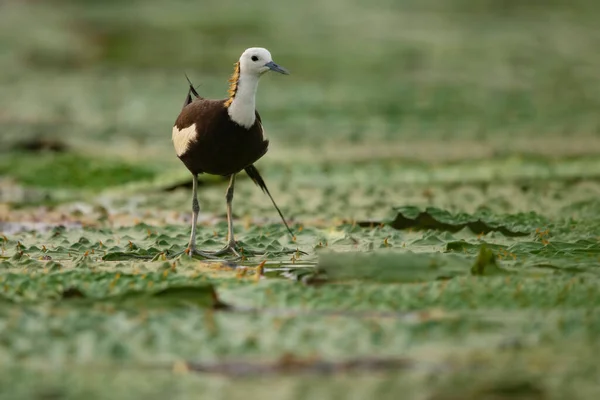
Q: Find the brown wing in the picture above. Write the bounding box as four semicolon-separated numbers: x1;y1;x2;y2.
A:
175;100;269;176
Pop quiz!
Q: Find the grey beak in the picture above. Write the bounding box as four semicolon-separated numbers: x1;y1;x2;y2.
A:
265;61;289;75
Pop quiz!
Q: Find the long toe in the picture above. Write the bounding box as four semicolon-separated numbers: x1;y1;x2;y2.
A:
167;247;219;260
236;246;265;257
209;244;242;258
190;249;220;259
198;242;258;259
258;246;306;256
233;242;306;257
168;243;303;261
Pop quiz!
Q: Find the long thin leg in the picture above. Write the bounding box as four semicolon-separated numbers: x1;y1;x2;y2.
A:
174;173;301;260
204;173;260;258
208;172;305;258
169;174;217;259
187;174;200;250
225;174;237;247
204;174;243;257
173;174;240;259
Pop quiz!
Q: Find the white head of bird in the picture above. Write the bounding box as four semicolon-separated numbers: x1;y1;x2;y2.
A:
227;47;289;128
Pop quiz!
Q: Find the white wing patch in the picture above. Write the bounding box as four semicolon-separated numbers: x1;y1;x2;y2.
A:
172;123;197;156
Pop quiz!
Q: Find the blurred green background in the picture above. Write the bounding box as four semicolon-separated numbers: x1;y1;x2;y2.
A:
1;0;599;189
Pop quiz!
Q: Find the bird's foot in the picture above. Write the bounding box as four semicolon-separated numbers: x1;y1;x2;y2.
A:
167;247;220;260
167;243;307;261
211;241;307;259
165;242;250;261
204;241;305;259
205;241;256;260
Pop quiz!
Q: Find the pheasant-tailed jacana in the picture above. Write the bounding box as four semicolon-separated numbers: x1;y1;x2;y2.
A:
171;47;296;258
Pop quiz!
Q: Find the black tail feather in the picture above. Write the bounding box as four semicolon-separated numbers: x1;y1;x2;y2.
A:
183;91;193;110
182;73;202;109
181;90;192;109
184;73;201;98
245;165;295;239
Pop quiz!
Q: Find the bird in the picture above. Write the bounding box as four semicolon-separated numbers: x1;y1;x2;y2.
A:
171;47;297;259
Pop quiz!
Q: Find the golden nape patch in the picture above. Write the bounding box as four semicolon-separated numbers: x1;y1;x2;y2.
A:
224;61;240;108
172;123;197;156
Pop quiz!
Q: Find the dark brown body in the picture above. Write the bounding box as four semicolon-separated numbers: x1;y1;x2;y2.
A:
174;99;269;176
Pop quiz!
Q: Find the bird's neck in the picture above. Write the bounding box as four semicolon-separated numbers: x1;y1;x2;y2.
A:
226;63;259;129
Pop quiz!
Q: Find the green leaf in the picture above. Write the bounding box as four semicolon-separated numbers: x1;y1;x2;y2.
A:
317;250;470;282
57;283;226;309
387;206;547;236
102;251;155;261
108;284;228;309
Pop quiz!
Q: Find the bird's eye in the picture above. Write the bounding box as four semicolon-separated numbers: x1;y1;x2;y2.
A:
251;55;259;62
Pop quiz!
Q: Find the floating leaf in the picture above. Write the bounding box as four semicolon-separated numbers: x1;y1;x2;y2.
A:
102;251;156;261
317;250;471;282
382;206;547;236
109;284;228;309
55;282;226;309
